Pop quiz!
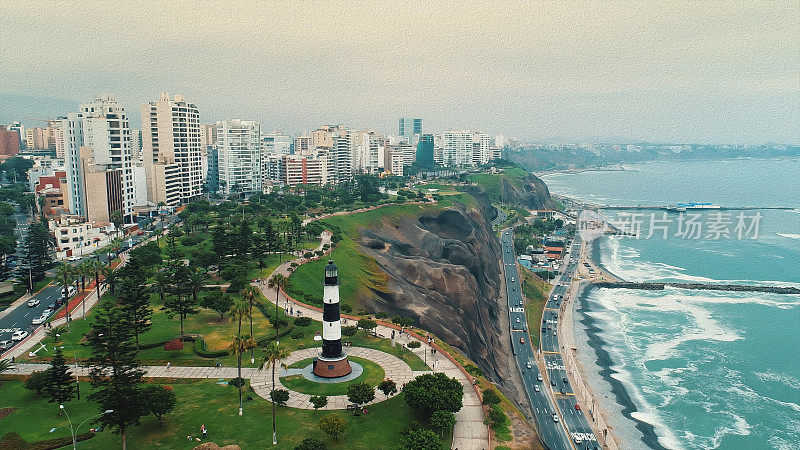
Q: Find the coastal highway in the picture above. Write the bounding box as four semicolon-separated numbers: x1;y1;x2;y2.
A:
542;240;599;448
0;282;64;352
501;229;573;450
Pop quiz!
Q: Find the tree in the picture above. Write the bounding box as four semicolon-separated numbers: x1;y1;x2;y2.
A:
481;388;502;405
318;414;348;441
100;265;120;295
346;382;375;406
241;285;258;362
118;276;152;352
342;326;358;337
270;389;289;406
295;437;327;450
356;318;377;335
25;370;50;395
20;220;54;289
228;300;251;335
140;385;176;426
430;410;456;437
163;266;199;341
45;346;75;409
0;359;15;386
377;378;397;399
309;395;328;410
110;210;124;237
153;270;169;303
231;333;255;416
400;428;442;450
260;341;291;445
87;297;146;450
54;263;74;306
403;372;463;413
268;273;289;341
201;290;234;320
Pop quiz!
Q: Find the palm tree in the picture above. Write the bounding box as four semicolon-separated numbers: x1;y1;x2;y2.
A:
54;263;74;307
186;269;206;306
156;201;167;230
241;285;258;363
153;270;170;303
259;342;291;446
229;300;251;336
0;359;16;386
154;228;163;246
267;274;289;344
232;333;255;416
87;259;104;303
100;266;119;295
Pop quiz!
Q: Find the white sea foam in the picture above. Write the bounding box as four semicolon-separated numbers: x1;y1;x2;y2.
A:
777;233;800;240
755;370;800;391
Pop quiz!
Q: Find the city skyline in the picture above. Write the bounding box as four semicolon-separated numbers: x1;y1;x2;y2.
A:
1;1;798;145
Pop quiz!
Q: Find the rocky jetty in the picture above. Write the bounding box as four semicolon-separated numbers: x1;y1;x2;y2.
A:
595;281;800;295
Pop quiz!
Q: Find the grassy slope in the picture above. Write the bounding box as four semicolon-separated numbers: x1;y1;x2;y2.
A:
520;266;551;348
468;166;529;203
280;356;385;396
0;380;452;449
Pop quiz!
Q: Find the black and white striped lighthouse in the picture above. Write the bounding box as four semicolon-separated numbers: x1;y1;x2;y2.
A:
313;260;352;378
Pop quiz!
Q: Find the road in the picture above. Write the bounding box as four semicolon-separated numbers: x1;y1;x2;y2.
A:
0;219;162;355
502;230;600;449
501;229;573;450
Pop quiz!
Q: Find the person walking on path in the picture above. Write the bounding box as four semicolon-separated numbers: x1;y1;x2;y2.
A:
201;424;207;440
166;361;171;370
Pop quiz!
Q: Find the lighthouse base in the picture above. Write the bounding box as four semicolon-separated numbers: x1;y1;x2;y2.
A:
313;355;352;378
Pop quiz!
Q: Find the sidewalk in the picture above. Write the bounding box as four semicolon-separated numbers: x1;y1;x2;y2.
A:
254;242;490;450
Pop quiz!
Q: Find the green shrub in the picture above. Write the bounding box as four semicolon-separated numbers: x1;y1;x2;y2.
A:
407;341;421;349
482;388;502;405
228;377;246;388
290;330;304;340
24;371;49;395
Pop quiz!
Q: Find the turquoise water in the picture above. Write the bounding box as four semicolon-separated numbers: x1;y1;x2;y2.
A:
542;159;800;449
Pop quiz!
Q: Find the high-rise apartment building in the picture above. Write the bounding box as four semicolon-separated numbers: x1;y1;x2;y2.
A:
216;119;261;195
294;135;312;156
472;133;491;166
416;134;434;168
62;95;135;223
129;129;142;160
0;126;21;156
26;127;46;150
8;122;24;150
441;130;473;167
333;128;352;184
399;117;422;138
140;92;203;206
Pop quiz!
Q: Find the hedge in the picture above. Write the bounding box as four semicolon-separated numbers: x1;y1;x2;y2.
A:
255;324;294;347
193;336;229;358
254;302;272;319
0;431;95;450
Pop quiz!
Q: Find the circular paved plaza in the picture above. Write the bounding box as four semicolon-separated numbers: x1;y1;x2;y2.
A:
250;346;427;410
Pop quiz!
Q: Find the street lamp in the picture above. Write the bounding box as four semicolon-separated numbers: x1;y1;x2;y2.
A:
56;405;113;449
57;336;81;400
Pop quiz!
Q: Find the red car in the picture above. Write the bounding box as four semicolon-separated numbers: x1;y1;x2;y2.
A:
575;404;581;411
520;337;525;344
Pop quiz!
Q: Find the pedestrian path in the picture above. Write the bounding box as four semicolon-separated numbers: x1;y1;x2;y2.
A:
255;244;490;450
250;346;424;410
5;362;259;379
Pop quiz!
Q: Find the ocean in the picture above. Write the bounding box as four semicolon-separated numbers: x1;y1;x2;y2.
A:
540;158;800;450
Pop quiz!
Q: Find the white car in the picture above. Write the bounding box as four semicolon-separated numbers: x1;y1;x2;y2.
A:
537;374;543;381
41;308;53;317
526;362;532;369
32;315;46;325
534;385;541;392
0;340;12;350
516;318;520;323
27;299;40;307
553;414;560;423
11;330;28;341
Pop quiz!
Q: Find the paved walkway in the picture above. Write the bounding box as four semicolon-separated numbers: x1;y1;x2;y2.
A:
250;346;424;410
255;244;490;450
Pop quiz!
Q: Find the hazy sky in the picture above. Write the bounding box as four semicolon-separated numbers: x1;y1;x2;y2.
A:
2;1;798;144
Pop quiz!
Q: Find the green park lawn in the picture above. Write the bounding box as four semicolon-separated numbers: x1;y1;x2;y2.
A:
520;266;551;349
21;290;429;371
281;356;385;396
0;379;452;449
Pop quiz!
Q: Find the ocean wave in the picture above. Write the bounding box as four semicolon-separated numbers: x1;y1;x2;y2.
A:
755;370;800;391
777;233;800;240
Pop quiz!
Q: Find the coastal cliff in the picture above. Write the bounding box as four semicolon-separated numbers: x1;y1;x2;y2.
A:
354;188;522;388
500;173;554;210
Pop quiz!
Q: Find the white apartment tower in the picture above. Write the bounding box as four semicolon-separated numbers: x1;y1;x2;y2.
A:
216;119;261;195
442;130;473;167
140;92;203;206
62;95;135;223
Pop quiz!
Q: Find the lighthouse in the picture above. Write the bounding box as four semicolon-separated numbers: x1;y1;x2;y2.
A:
313;260;352;378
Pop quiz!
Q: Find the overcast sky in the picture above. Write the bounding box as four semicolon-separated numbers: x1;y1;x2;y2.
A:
2;1;798;144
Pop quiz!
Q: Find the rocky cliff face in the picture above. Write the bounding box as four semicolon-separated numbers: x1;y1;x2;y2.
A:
354;188;527;399
501;174;554;210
